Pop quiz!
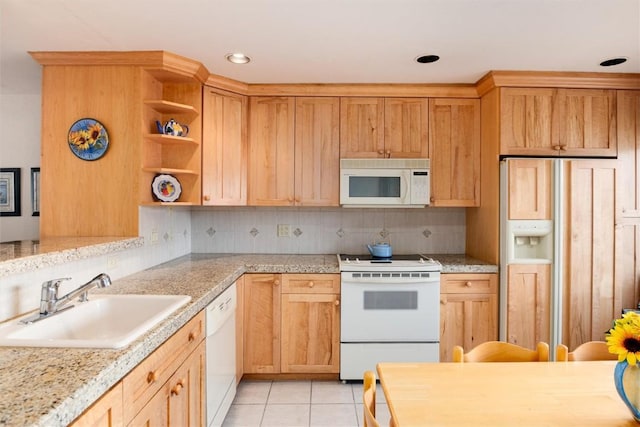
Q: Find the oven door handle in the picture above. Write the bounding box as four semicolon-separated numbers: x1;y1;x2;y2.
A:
342;278;438;285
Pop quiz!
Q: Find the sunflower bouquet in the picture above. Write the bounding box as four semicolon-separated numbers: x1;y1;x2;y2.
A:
606;311;640;365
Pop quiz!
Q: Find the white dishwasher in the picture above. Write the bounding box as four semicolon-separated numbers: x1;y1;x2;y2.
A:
206;282;237;427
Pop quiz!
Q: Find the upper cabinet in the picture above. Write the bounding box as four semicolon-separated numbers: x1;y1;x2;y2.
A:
340;97;428;158
202;87;248;205
32;51;205;237
428;98;480;207
248;96;340;206
500;87;617;157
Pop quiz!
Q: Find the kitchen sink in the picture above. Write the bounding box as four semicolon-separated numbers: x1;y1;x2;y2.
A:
0;294;191;349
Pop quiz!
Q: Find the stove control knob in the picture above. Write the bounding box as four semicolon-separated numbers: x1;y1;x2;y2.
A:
419;258;425;263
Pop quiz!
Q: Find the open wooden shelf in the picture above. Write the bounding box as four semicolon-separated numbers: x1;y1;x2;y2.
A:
143;134;197;145
142;167;199;176
144;100;199;118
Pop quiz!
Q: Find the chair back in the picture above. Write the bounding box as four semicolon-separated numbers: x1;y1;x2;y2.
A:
556;341;617;361
453;341;550;362
363;370;380;427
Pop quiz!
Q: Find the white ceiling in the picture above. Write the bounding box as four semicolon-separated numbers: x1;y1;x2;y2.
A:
1;0;639;95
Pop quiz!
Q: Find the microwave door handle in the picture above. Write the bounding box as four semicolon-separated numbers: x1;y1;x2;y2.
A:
401;173;409;202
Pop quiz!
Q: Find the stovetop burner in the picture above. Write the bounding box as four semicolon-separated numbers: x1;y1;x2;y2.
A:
337;253;442;272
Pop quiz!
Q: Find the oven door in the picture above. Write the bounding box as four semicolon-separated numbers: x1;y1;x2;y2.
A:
340;272;440;342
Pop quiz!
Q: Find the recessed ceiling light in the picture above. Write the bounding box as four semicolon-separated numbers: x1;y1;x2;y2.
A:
600;57;627;67
225;53;251;64
415;55;440;64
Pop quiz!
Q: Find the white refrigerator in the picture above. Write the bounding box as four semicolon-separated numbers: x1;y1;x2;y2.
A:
499;157;619;355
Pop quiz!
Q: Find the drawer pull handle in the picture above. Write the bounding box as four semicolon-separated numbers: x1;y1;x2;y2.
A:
308;281;314;288
335;299;340;306
171;380;184;396
188;332;195;342
274;279;280;286
465;281;472;287
147;371;158;384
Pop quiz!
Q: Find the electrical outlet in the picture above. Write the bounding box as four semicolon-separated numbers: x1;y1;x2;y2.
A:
277;224;291;237
150;229;159;244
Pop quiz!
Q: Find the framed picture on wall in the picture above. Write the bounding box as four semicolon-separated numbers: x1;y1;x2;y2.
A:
31;167;40;216
0;168;21;217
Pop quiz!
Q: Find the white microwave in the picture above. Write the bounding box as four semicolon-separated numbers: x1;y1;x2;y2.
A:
339;158;430;207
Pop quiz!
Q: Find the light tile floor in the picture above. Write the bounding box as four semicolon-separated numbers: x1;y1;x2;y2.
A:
222;380;392;427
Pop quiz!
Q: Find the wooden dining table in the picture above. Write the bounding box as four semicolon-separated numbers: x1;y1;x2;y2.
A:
377;361;637;426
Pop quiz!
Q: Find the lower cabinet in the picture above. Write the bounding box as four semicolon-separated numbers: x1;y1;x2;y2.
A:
68;383;123;427
243;273;340;375
129;341;205;427
69;311;206;427
439;273;498;362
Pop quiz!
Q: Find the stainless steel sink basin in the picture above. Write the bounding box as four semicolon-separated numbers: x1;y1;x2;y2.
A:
0;294;191;349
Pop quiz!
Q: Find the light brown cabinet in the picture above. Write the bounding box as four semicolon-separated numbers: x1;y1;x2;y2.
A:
340;97;428;158
248;97;340;206
500;87;617;157
507;158;552;220
439;273;498;362
428;98;480;206
202;87;248;205
243;273;340;375
505;264;551;349
32;52;204;237
122;311;205;425
243;274;282;373
69;383;123;427
281;274;340;373
562;159;619;349
235;275;245;384
70;311;205;426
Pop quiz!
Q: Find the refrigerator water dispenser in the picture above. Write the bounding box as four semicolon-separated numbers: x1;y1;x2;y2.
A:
506;220;553;263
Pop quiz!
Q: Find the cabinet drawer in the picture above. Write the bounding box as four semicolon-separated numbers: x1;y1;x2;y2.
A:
281;274;340;294
122;311;205;423
442;273;497;294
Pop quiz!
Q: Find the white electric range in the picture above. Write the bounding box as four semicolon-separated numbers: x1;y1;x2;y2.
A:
337;254;442;380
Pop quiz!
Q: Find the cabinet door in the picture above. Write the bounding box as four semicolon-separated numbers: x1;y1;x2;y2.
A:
506;264;551;350
243;274;282;374
281;293;340;373
556;89;617;157
429;98;480;206
507;158;552;220
129;343;204;427
168;341;205;427
202;88;247;205
439;274;498;362
340;97;385;158
295;97;340;206
248;97;295;205
500;88;557;156
69;383;123;427
384;98;429;158
563;160;618;349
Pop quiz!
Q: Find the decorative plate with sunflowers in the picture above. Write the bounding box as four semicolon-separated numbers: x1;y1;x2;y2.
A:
68;118;109;161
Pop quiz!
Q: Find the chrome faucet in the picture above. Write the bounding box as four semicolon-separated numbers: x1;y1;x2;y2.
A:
22;273;112;324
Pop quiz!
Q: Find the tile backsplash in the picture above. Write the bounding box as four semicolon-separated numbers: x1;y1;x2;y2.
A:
191;206;465;254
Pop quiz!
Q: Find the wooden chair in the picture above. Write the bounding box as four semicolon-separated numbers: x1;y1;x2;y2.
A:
556;341;617;361
452;341;550;362
363;370;381;427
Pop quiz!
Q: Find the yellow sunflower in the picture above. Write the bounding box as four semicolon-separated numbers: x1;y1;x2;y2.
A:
607;312;640;365
69;130;92;150
86;123;102;144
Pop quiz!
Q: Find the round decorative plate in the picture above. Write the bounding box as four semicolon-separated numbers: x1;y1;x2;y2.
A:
67;118;109;161
151;174;182;202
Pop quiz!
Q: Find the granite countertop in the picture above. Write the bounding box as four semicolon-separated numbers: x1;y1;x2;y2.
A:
0;237;144;278
0;252;495;426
